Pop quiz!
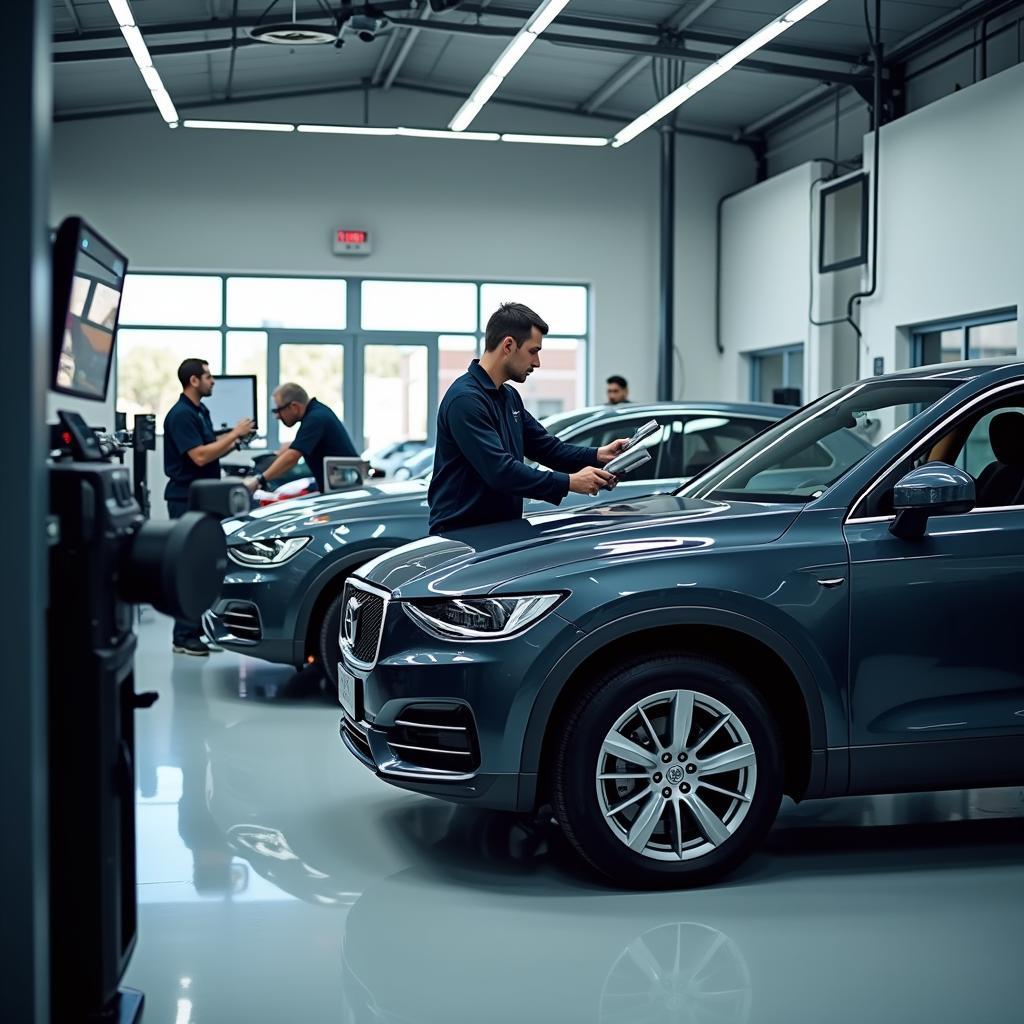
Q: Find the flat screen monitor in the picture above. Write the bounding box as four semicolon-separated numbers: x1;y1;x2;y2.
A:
51;217;128;402
203;375;258;433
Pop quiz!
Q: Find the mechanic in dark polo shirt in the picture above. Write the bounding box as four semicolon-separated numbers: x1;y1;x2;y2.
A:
243;382;357;495
428;302;628;535
164;357;254;655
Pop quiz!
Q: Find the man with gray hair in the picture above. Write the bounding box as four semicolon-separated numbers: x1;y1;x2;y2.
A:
244;382;357;494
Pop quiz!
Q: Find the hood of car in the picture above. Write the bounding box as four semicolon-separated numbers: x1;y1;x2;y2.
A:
222;482;429;543
356;493;801;597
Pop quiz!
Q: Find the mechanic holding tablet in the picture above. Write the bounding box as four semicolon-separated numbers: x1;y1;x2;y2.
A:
428;302;637;535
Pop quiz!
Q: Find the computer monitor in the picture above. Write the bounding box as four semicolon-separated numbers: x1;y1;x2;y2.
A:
51;217;128;402
203;374;258;433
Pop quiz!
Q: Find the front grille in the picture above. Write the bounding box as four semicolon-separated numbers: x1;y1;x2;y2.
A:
341;580;386;667
340;711;374;765
222;602;262;641
387;703;480;774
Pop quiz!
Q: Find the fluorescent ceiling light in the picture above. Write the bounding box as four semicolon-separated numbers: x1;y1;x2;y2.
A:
298;124;399;136
613;0;832;148
397;127;499;141
107;0;135;27
150;88;178;125
138;66;163;91
449;0;571;132
183;120;296;132
119;25;152;68
501;133;609;146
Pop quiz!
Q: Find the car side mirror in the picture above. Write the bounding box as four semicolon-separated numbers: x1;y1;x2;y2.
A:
890;462;975;540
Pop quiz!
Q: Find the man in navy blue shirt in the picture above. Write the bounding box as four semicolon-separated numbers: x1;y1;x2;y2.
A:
244;382;357;494
428;303;628;535
164;358;254;655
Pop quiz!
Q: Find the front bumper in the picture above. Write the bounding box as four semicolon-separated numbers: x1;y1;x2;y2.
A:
336;588;580;812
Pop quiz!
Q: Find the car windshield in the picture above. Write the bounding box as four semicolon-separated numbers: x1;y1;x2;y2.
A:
677;379;960;504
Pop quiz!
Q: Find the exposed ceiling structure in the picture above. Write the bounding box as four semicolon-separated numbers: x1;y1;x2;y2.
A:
52;1;1017;144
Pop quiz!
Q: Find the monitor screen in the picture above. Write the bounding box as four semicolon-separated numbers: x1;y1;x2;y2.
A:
51;217;128;402
203;375;258;433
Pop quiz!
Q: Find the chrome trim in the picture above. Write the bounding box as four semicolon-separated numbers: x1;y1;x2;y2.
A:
387;741;474;757
394;719;468;732
816;578;845;587
846;378;1024;523
340;577;390;673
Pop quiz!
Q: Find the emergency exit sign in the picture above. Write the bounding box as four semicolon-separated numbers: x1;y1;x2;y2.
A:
333;228;372;255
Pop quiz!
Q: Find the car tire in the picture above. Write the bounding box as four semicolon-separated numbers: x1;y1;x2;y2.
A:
318;591;346;688
551;654;783;889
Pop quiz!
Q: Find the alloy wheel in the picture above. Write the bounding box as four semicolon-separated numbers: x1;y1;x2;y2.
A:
595;689;757;862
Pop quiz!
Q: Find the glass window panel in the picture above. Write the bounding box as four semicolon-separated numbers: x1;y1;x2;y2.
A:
227;277;346;329
963;404;1024;479
917;328;963;365
120;275;222;327
116;329;222;427
967;319;1018;360
277;344;345;444
569;416;662;481
360;281;477;332
787;350;804;391
439;335;478;400
362;345;429;454
480;284;587;336
511;338;584;418
753;353;784;403
226;331;268;444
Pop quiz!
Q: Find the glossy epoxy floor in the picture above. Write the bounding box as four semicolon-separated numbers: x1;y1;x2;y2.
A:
126;612;1024;1024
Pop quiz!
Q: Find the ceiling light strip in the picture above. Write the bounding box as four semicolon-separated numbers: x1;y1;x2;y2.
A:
449;0;571;133
612;0;832;148
196;121;612;146
106;0;179;126
183;120;296;132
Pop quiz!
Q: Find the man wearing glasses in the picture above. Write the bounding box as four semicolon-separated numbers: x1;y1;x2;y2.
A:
244;382;357;495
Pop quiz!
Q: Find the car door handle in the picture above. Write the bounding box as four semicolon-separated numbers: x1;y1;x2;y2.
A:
817;577;846;588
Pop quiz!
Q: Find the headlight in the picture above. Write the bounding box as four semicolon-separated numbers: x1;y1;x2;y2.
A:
227;536;311;566
403;593;564;640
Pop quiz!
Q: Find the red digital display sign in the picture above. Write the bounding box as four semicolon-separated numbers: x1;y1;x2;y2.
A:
337;230;368;244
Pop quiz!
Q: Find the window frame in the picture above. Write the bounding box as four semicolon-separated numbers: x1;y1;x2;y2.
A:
748;344;805;405
115;272;591;441
910;309;1019;366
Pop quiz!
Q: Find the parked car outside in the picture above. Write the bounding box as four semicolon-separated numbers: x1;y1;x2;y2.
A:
335;359;1024;887
363;439;429;477
204;402;805;683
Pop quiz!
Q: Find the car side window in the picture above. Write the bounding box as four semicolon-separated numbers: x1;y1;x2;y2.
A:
857;392;1024;517
568;418;664;482
669;417;767;478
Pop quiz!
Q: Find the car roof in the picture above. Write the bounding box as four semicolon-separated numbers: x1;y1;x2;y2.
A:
561;400;790;433
864;357;1024;384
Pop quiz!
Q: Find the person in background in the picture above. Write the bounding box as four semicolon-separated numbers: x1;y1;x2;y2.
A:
428;302;628;535
244;382;357;495
164;357;254;656
605;375;631;405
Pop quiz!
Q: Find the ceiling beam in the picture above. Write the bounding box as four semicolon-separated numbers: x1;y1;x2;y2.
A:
61;0;82;35
51;4;862;65
582;0;723;116
383;4;431;90
52;76;745;146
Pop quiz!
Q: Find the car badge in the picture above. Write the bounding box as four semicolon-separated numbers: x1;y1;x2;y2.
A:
343;595;361;647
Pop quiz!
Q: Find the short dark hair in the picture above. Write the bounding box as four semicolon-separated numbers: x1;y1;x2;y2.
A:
484;302;549;352
178;358;209;388
607;375;628;389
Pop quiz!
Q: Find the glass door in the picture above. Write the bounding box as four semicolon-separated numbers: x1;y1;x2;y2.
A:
355;334;437;455
267;330;352;449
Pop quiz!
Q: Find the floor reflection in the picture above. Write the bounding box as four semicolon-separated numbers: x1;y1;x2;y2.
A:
127;619;1024;1024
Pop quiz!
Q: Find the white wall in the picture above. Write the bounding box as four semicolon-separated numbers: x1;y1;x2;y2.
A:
52;89;752;410
859;61;1024;375
717;61;1024;403
718;163;815;401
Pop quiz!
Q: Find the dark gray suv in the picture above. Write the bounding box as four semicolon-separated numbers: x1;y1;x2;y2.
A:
337;360;1024;887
